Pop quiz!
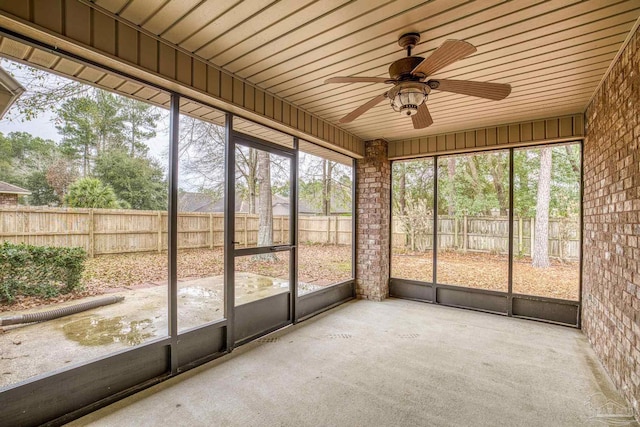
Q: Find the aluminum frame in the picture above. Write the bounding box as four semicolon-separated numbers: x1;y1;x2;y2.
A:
389;143;583;328
0;30;357;426
229;130;296;344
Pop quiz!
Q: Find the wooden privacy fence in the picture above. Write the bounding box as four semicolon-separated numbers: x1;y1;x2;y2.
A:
0;207;578;260
392;215;580;261
0;207;351;257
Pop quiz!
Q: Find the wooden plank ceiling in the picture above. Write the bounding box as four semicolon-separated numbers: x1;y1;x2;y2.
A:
91;0;640;141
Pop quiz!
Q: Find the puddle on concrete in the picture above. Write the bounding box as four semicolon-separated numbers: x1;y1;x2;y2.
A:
240;276;289;294
63;316;155;346
179;287;220;299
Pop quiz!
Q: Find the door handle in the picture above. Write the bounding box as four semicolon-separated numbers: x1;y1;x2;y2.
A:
270;245;293;252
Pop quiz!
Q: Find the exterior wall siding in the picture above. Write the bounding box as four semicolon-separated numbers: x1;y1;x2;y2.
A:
388;114;584;159
583;24;640;418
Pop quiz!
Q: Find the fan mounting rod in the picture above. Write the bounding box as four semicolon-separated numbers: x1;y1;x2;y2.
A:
398;32;420;56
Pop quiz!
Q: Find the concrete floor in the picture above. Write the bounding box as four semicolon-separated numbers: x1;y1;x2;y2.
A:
1;272;300;388
68;298;637;427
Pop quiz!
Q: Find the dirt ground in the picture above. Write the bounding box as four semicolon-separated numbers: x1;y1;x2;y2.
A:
1;244;353;312
392;250;580;301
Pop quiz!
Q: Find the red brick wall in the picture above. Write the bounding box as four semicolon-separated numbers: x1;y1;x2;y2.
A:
583;25;639;416
0;193;18;206
355;139;391;301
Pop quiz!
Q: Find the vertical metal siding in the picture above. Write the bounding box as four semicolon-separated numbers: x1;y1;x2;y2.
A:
388;114;585;159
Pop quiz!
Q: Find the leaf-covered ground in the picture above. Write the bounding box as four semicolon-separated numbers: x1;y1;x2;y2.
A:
1;244;354;312
1;246;579;313
392;250;580;300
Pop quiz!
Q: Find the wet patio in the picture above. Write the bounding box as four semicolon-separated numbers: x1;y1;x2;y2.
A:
0;273;321;388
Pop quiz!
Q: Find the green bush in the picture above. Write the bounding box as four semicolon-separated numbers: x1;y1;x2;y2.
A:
65;177;121;208
0;242;87;303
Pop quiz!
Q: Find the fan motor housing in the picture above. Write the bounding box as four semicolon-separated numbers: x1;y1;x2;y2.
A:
389;57;424;80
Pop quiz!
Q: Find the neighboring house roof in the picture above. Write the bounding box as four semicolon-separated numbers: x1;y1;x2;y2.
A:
178;192;218;212
0;66;25;120
0;181;31;195
237;194;318;215
178;191;322;215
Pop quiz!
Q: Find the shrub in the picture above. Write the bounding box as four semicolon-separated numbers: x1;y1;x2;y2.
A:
0;242;87;303
64;177;121;208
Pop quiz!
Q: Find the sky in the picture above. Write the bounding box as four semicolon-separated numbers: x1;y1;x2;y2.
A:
0;58;170;165
0;58;353;196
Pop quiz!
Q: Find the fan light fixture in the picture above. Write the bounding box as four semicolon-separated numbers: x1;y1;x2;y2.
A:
388;82;430;116
324;33;511;129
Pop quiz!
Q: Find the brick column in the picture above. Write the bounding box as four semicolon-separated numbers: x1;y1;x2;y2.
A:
356;139;391;301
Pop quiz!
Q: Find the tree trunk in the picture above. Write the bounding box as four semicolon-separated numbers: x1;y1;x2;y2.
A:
447;158;456;215
83;143;89;177
532;147;552;268
565;145;580;175
322;159;328;215
255;150;275;261
321;160;334;215
248;148;257;214
489;156;508;215
398;163;406;216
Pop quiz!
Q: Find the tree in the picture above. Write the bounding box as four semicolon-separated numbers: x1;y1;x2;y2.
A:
396;162;407;216
0;132;68;206
120;97;160;157
45;158;77;202
236;147;258;214
255;150;276;261
24;170;59;206
299;152;352;215
64;177;121;208
92;91;125;153
56;97;99;176
321;159;334;215
94;149;167;210
178;116;232;200
446;157;456;216
1;60;88;122
532;147;552;268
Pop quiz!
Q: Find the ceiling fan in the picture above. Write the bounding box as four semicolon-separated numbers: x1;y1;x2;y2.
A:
324;33;511;129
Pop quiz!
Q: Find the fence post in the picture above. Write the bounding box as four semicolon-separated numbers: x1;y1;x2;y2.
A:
558;219;564;261
209;213;214;249
280;216;284;244
88;209;95;258
411;228;415;251
454;216;459;249
326;216;331;244
517;217;523;255
157;212;162;253
243;214;248;246
335;216;339;245
462;215;468;252
530;217;535;257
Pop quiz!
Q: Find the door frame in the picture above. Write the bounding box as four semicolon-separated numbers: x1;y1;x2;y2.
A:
225;126;298;347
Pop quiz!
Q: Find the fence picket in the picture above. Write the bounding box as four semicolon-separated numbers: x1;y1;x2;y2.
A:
0;207;579;260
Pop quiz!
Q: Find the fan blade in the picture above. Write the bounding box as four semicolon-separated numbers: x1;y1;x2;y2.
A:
325;77;391;84
430;79;511;100
338;93;387;123
412;103;433;129
411;40;476;77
